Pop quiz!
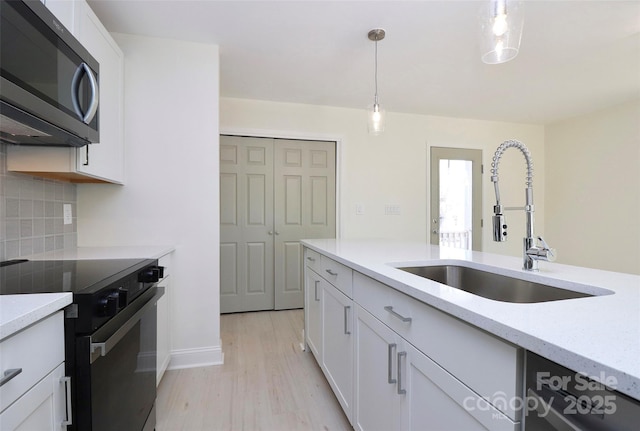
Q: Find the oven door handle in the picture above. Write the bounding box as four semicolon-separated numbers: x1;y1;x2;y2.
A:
526;388;582;431
90;286;164;364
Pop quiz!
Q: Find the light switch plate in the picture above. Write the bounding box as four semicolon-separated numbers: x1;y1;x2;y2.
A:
385;204;401;215
63;204;73;225
355;204;365;215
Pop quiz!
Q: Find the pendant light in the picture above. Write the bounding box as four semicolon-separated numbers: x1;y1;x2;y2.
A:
367;29;386;135
479;0;524;64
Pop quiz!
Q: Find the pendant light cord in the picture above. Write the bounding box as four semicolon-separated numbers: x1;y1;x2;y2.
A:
374;38;379;103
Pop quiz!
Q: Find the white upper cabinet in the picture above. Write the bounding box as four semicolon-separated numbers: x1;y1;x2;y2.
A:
73;0;124;183
8;0;125;184
42;0;75;31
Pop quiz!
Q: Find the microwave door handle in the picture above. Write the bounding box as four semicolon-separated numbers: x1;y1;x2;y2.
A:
71;63;84;120
71;63;99;124
526;388;582;431
83;64;99;124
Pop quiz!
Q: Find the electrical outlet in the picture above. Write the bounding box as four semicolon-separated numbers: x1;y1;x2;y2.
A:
63;204;73;225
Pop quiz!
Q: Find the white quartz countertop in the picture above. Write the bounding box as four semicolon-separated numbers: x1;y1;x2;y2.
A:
27;245;175;261
1;246;174;341
0;293;72;341
301;238;640;401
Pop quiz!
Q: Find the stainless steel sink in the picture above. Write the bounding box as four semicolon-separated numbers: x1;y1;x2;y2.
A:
397;265;596;303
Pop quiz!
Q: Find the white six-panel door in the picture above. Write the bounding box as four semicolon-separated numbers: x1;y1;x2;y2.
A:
273;139;336;309
220;136;275;312
220;136;336;313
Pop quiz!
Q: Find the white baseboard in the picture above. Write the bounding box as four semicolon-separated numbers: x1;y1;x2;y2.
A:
167;346;224;370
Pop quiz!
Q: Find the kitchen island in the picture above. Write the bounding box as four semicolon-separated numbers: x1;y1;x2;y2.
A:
302;238;640;403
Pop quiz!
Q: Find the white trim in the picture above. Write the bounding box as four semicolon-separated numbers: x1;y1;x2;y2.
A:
219;127;344;239
167;346;224;370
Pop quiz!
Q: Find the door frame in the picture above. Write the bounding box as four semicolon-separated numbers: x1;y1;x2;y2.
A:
220;127;343;238
429;146;483;251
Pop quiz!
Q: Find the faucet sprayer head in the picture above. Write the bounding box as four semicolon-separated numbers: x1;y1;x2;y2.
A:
493;212;507;242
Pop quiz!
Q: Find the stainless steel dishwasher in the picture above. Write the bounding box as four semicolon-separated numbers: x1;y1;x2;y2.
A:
524;351;639;431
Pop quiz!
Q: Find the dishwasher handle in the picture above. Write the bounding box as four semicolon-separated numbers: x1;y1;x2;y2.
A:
527;388;582;431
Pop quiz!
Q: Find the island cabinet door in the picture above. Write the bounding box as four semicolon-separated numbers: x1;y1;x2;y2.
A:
321;281;354;422
400;342;520;431
354;305;402;431
304;267;323;359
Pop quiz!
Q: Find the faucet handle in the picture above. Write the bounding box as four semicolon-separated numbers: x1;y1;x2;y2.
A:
537;236;557;262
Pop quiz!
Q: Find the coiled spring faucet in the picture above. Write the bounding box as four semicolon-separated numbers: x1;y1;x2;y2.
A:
491;140;555;271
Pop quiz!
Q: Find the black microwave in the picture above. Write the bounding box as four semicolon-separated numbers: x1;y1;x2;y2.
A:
0;0;99;147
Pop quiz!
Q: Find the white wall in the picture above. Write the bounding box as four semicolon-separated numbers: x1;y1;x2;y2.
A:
221;97;545;258
77;34;222;367
545;100;640;274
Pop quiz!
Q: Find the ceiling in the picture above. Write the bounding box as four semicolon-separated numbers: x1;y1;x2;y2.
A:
87;0;640;125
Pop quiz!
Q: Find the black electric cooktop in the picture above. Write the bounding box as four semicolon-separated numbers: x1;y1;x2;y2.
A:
0;259;155;295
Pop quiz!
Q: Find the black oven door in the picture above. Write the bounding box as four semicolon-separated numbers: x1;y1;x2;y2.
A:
72;286;162;431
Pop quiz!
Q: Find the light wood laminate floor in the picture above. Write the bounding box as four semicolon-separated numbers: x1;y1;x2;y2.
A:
156;309;351;431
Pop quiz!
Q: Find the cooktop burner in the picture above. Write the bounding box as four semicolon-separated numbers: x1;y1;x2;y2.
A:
0;259;154;295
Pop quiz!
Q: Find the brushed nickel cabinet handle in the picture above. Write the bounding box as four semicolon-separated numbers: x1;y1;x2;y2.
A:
325;269;338;276
384;306;412;323
306;257;316;262
343;305;351;335
83;144;90;166
0;368;22;387
61;376;73;426
387;343;397;384
397;351;407;395
314;280;320;301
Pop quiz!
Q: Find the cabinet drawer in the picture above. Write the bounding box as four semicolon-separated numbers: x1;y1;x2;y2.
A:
304;248;322;273
0;312;64;413
353;272;522;421
320;255;353;298
404;342;520;431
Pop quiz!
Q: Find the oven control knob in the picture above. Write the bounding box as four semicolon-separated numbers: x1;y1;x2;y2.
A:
98;294;119;317
138;267;160;283
118;287;128;308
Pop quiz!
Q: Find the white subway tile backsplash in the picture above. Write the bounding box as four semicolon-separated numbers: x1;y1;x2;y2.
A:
0;143;78;259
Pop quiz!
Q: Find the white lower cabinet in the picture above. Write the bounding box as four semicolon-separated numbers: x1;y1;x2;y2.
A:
156;252;173;385
0;363;67;431
304;251;355;421
321;282;354;422
304;247;523;431
355;305;518;431
354;306;402;431
402;342;517;431
305;267;323;358
0;312;69;431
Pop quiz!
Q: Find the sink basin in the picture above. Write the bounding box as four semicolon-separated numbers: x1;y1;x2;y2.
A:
397;265;595;303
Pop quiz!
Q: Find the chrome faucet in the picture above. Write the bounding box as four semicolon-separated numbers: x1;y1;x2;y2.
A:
490;140;556;271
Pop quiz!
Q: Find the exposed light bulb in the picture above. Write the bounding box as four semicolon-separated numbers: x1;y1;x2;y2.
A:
480;0;524;64
492;13;508;36
495;38;504;60
372;105;381;123
368;102;385;135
